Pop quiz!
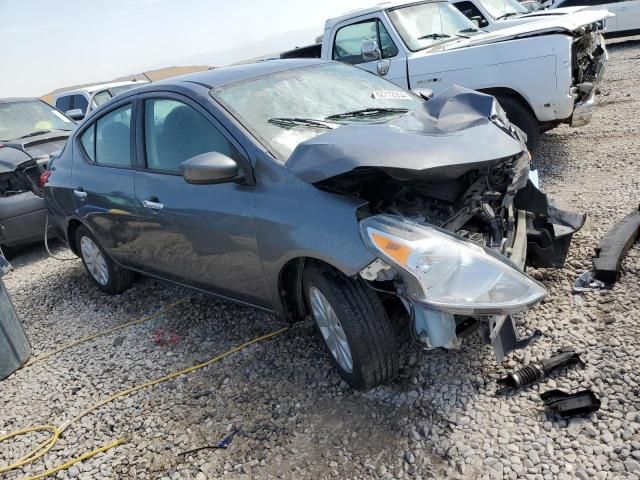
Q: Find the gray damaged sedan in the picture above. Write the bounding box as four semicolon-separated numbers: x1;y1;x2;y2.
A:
44;60;584;389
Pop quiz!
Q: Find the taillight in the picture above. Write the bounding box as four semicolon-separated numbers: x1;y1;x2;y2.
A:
39;170;52;188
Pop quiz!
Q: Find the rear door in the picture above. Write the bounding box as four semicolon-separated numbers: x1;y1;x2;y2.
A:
72;99;144;266
133;92;268;306
331;17;409;88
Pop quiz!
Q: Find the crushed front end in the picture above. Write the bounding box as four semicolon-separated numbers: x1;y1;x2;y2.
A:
307;87;585;362
571;28;608;127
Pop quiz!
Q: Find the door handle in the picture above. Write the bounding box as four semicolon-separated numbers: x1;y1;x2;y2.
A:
73;188;87;200
143;199;164;210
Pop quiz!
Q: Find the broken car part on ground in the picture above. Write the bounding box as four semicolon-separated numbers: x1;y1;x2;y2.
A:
45;60;584;390
497;348;584;393
540;389;602;417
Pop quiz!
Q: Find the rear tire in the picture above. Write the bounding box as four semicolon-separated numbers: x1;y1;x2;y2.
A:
75;226;135;294
495;95;540;154
303;263;399;390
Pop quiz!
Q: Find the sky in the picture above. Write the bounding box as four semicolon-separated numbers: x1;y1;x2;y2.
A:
0;0;373;97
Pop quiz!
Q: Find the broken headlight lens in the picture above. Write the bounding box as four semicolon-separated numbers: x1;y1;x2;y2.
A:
359;215;546;315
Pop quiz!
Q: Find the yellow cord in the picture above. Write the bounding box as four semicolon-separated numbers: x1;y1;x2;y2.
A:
25;297;187;367
0;303;289;479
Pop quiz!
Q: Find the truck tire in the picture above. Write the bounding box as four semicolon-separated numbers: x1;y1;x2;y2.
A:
75;226;135;294
303;263;399;390
495;95;540;154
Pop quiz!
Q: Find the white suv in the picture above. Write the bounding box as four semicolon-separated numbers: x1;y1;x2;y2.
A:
54;80;148;121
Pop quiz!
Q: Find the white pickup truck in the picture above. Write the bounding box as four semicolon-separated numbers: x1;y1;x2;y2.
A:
281;0;610;151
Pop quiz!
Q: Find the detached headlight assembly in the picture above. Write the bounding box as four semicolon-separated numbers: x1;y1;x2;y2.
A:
359;215;546;315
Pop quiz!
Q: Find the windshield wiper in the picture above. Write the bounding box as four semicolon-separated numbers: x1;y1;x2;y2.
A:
459;27;479;33
14;128;73;140
267;117;335;130
16;130;53;139
325;108;408;121
497;12;520;19
417;33;451;40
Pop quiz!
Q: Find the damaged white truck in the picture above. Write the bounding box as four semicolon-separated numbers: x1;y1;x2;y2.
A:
282;0;610;152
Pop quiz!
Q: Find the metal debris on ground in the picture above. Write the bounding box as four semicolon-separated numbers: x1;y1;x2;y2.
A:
497;348;584;394
573;271;607;293
540;389;602;417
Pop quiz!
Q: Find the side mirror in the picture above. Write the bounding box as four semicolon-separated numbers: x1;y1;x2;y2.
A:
65;109;84;121
470;16;482;27
181;151;240;185
361;40;381;62
412;88;434;101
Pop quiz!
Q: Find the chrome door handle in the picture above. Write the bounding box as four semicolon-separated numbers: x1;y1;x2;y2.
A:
73;189;87;199
143;200;164;210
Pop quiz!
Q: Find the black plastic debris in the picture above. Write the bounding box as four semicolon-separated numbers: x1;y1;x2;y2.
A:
497;348;584;394
573;271;607;293
592;204;640;284
540;389;601;417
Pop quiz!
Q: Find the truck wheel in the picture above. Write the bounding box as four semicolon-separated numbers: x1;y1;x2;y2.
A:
75;226;135;294
496;95;540;154
303;263;399;390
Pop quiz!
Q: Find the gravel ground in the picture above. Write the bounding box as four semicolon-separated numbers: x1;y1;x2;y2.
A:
1;35;640;480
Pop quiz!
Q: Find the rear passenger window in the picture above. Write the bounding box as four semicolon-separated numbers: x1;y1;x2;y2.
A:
144;99;235;174
55;96;71;112
72;94;89;113
79;104;132;167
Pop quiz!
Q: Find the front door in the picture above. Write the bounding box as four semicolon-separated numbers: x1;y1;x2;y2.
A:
331;17;409;88
72;101;143;265
133;94;268;306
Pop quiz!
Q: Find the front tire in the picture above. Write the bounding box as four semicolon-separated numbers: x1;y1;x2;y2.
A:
75;226;135;294
303;264;399;390
495;95;540;154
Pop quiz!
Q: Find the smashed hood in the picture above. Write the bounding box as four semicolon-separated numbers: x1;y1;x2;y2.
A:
442;9;612;50
286;86;526;184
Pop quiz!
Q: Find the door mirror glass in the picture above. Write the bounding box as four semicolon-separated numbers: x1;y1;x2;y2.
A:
361;40;381;61
181;152;239;185
66;109;84;121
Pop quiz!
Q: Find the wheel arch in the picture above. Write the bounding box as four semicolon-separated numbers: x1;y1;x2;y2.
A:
276;256;363;323
66;218;86;256
478;87;537;118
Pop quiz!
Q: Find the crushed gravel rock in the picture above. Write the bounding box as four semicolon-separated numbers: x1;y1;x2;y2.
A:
1;35;640;480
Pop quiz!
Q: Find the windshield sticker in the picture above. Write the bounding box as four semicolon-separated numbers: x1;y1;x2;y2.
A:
371;90;412;100
52;110;72;122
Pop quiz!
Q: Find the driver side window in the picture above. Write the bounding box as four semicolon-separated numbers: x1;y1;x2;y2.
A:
143;98;237;174
333;19;399;65
453;1;489;27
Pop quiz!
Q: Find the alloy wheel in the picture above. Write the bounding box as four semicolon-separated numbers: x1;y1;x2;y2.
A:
309;286;354;373
80;236;109;286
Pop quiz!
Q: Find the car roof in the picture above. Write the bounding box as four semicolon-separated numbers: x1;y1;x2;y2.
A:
325;0;443;28
55;80;149;97
143;58;329;90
